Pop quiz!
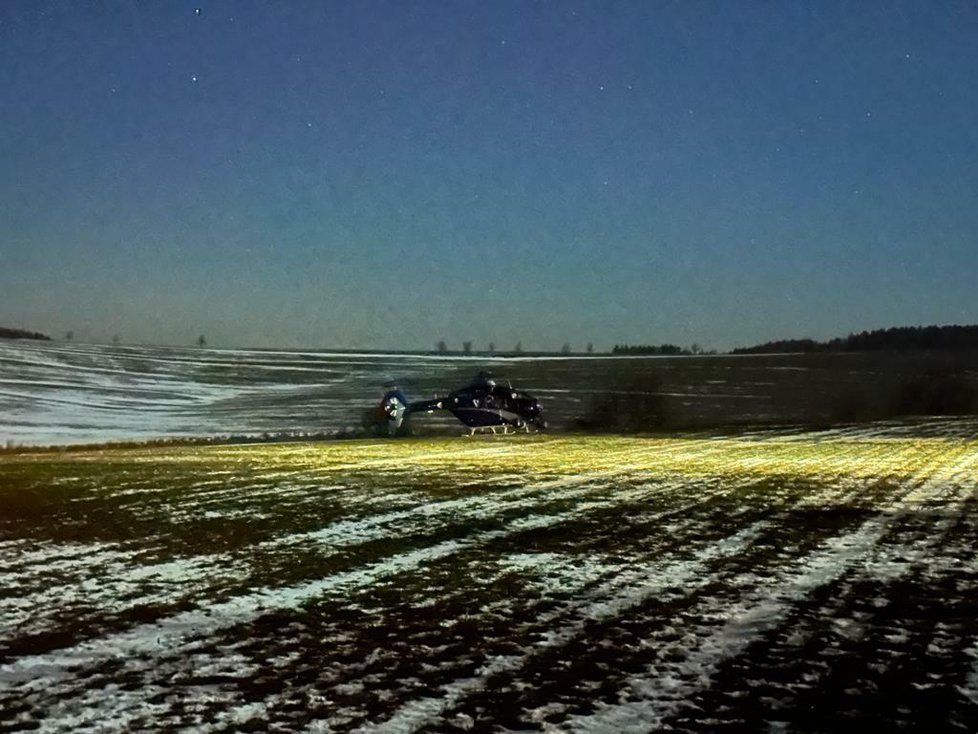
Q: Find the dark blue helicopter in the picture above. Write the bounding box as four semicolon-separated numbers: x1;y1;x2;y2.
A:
374;372;545;436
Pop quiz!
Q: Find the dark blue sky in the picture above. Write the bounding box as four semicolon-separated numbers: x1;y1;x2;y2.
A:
3;1;977;350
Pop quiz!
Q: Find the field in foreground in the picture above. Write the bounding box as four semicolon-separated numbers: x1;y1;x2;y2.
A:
3;422;978;732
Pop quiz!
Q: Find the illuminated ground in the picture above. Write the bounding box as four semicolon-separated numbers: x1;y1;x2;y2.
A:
2;422;978;731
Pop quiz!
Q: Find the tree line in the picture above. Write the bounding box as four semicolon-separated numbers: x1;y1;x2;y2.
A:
436;341;595;354
0;327;51;341
611;343;712;355
731;325;978;354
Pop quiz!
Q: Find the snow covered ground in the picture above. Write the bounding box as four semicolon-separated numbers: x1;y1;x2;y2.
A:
6;339;976;447
2;429;978;731
0;340;484;445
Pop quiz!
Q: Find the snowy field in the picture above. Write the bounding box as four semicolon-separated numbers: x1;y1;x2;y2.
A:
0;340;490;446
3;425;978;731
4;340;977;446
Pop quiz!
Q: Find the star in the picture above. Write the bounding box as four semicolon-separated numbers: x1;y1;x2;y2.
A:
191;75;198;83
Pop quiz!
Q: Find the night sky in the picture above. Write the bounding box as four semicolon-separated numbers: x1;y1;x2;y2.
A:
3;1;977;351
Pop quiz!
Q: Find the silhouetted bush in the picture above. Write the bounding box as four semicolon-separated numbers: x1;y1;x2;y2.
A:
826;365;977;422
830;390;877;423
612;344;689;355
574;373;672;432
893;369;977;416
0;327;50;340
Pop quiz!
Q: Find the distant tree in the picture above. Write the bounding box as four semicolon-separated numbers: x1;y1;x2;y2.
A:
561;342;572;355
197;334;207;348
463;341;472;354
488;341;495;353
112;335;120;345
65;330;74;341
436;340;448;353
586;342;594;354
690;343;702;355
514;341;522;354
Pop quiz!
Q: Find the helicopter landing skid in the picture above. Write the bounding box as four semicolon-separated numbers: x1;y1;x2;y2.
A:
465;423;534;437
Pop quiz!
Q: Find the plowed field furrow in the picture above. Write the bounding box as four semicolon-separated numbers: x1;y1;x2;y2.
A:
670;512;978;732
410;490;939;730
1;467;757;698
359;516;844;731
1;452;692;650
671;501;978;732
2;428;977;732
0;441;749;606
553;449;973;732
4;478;771;732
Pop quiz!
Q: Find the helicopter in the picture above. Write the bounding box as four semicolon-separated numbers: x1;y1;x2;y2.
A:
372;372;546;436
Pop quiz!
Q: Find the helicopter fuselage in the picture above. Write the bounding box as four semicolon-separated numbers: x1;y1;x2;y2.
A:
376;375;544;436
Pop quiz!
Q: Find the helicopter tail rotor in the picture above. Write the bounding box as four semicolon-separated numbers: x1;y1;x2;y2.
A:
374;385;411;436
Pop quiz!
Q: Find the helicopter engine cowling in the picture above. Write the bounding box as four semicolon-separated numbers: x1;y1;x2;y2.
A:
526;398;547;428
